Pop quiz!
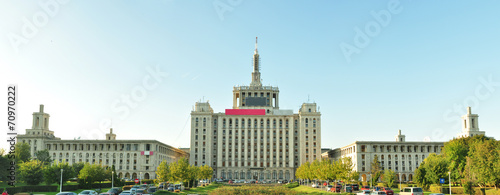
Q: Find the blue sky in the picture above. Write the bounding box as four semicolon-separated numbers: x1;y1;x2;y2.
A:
1;0;500;151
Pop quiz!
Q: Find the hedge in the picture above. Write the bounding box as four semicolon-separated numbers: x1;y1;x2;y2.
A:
5;185;58;193
62;184;80;191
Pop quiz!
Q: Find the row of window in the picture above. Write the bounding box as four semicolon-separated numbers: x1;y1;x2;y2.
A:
360;145;442;153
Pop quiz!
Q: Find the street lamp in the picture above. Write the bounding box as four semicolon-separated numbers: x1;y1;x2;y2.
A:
448;171;451;195
60;169;64;193
112;171;114;188
399;172;402;191
140;172;142;184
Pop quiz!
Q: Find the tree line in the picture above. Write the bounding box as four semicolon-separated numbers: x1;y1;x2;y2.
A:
0;143;121;188
295;157;359;188
414;135;500;191
155;157;213;188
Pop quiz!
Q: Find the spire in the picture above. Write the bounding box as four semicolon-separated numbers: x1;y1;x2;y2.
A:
250;37;262;87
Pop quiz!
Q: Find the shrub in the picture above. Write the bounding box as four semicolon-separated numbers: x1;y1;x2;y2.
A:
430;184;444;193
285;182;299;188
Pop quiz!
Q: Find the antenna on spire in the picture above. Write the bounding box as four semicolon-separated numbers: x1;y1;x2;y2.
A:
254;37;258;54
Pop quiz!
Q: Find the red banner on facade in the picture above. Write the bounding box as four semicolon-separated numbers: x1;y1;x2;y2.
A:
225;109;266;115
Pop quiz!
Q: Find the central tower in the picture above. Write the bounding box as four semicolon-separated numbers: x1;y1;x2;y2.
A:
232;37;280;112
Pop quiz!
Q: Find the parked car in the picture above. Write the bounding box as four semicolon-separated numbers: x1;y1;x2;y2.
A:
118;191;131;195
106;188;122;195
122;185;134;191
345;186;353;193
167;186;174;191
400;187;424;195
311;183;318;188
352;184;360;191
78;190;98;195
361;186;371;191
331;184;342;192
228;180;234;184
357;190;372;195
146;187;157;194
135;189;145;195
56;192;77;195
382;187;394;195
370;191;387;195
326;185;333;191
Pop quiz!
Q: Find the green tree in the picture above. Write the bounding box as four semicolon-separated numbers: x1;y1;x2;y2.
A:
310;159;321;182
187;165;199;188
370;155;382;185
110;165;123;186
18;159;44;185
35;149;52;165
15;142;31;163
0;152;11;183
43;161;74;185
383;169;396;188
469;139;499;188
442;135;492;182
78;163;106;188
170;157;191;186
423;153;448;184
199;165;213;181
414;161;429;189
72;162;85;178
156;160;171;183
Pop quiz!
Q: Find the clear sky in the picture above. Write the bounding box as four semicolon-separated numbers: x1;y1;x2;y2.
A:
1;1;500;152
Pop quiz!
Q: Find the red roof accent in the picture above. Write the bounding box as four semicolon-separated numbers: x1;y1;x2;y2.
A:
225;109;266;115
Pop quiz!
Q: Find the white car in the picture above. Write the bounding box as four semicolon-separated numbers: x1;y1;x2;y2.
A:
78;190;98;195
312;183;318;188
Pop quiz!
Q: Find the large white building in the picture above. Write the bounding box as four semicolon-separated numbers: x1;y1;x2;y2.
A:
17;105;188;180
326;107;485;182
189;38;322;181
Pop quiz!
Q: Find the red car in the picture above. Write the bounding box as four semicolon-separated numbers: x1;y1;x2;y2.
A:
383;187;394;195
330;184;342;192
361;186;371;191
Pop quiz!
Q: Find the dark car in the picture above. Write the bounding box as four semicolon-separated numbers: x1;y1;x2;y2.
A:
107;188;122;195
147;187;157;194
361;186;371;191
352;184;360;191
57;193;77;195
345;186;353;193
167;186;174;191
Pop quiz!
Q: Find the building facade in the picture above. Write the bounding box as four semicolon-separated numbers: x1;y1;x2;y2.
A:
326;107;486;182
328;130;444;182
17;105;188;180
189;38;322;181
